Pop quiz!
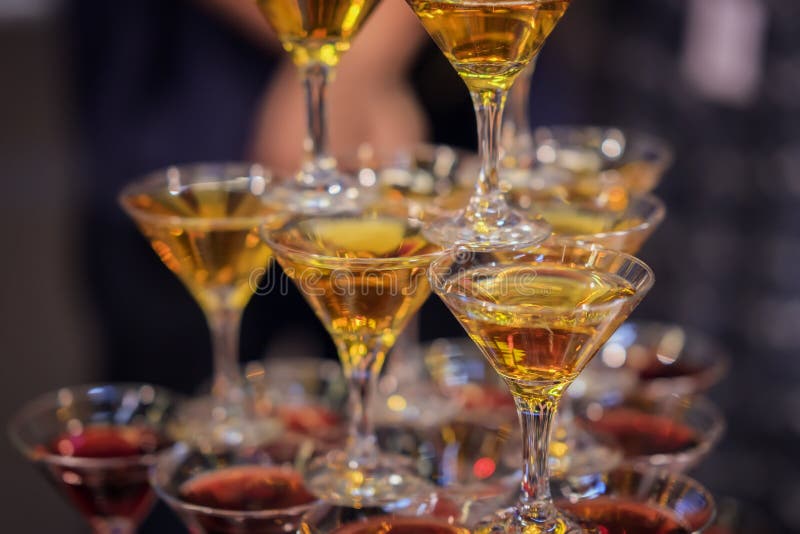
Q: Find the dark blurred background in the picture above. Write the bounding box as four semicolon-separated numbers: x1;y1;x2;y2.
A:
3;0;799;531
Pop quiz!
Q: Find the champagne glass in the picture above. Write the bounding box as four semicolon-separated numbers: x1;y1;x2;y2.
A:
598;321;730;400
9;383;177;534
255;0;381;211
577;394;725;474
406;0;572;248
429;243;654;533
119;163;281;448
151;442;318;534
262;199;442;505
556;466;716;533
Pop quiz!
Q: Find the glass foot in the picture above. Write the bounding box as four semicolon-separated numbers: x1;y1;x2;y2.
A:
304;449;429;507
423;207;551;250
475;506;582;534
275;167;369;214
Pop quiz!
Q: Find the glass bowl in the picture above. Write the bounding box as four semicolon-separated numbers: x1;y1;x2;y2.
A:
9;383;178;533
576;394;725;473
598;321;730;399
556;466;716;533
151;441;317;534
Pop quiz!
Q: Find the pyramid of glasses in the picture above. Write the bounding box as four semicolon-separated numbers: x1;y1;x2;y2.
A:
8;1;728;533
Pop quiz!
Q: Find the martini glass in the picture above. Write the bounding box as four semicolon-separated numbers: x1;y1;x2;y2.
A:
255;0;381;211
406;0;571;248
556;466;716;533
151;442;318;534
9;383;177;534
119;163;282;448
262;200;443;505
577;394;725;474
598;321;730;400
429;243;654;533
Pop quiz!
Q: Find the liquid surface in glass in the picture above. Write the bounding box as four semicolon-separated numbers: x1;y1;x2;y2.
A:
257;0;381;67
179;465;316;511
271;215;440;372
442;264;634;398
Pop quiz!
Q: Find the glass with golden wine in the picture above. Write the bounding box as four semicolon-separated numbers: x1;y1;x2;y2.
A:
429;243;654;533
406;0;571;248
262;199;442;505
120;163;282;448
256;0;380;211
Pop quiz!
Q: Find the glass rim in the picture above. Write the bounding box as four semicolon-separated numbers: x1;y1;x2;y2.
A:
8;382;178;469
260;217;445;269
428;241;655;316
550;193;666;243
532;124;674;168
118;161;283;228
149;442;319;520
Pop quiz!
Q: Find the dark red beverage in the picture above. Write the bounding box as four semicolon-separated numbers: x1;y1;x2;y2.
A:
277;404;340;435
330;516;470;534
561;497;691;534
638;359;701;381
178;465;316;534
585;408;699;457
41;425;167;522
263;404;344;464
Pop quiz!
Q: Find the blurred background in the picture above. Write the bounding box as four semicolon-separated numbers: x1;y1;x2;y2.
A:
2;0;799;531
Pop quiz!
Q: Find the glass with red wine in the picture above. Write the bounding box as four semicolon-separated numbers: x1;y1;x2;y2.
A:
595;321;730;400
8;383;177;534
577;393;725;473
150;441;318;534
555;466;717;533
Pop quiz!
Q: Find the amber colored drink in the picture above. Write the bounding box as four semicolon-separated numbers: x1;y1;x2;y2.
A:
123;186;275;312
408;0;570;91
257;0;380;67
270;216;440;372
441;264;634;398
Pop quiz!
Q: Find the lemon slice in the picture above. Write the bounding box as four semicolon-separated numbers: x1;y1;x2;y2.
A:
310;217;407;255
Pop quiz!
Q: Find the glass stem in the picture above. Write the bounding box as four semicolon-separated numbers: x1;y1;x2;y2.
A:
467;88;509;221
301;62;335;178
206;307;245;407
515;394;559;526
342;351;384;469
